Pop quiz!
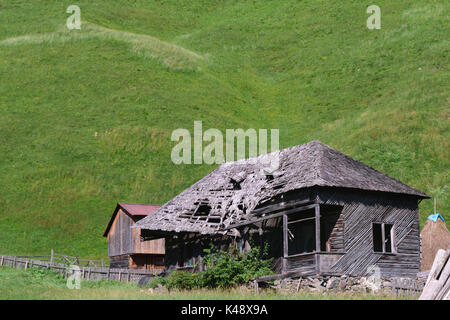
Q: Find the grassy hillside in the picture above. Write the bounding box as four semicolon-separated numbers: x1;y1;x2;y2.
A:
0;0;448;260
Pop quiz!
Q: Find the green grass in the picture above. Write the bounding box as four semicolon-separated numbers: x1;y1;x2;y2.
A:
0;266;406;300
0;0;448;260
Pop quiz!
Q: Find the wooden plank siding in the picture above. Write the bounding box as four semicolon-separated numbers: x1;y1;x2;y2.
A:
285;253;316;274
107;209;166;269
132;227;165;255
314;187;421;278
108;210;133;257
238;187;421;278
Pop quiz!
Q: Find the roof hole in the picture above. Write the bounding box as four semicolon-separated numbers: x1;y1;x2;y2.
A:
194;204;211;216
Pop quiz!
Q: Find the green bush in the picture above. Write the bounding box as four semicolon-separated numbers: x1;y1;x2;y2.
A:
199;246;273;289
165;270;201;290
145;275;168;289
145;245;273;290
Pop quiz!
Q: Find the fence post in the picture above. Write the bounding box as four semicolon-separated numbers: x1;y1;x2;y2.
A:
118;271;122;282
253;280;259;294
13;256;17;268
50;249;54;265
88;268;91;280
0;256;3;266
25;260;29;270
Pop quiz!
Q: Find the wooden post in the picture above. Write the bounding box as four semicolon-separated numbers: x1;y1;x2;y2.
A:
253;280;259;295
315;204;321;274
296;278;302;292
315;204;321;252
118;271;122;282
107;269;110;280
50;249;54;265
25;260;29;270
0;256;3;266
127;271;130;282
381;223;386;253
283;214;288;273
88;268;91;280
258;226;264;258
13;256;17;268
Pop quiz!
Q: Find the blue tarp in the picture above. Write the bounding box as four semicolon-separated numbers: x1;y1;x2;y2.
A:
427;213;445;222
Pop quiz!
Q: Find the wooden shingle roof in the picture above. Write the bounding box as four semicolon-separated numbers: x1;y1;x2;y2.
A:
134;140;428;235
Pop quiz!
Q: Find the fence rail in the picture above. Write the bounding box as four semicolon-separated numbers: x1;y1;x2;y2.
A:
15;249;107;268
390;277;425;297
0;254;162;283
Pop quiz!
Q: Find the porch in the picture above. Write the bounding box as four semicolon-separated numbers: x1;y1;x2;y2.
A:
227;200;346;277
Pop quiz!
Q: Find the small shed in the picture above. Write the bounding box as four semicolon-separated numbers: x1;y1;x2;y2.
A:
103;203;165;270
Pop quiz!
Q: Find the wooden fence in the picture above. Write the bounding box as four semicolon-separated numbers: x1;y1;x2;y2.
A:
0;254;162;283
15;249;106;268
390;277;425;297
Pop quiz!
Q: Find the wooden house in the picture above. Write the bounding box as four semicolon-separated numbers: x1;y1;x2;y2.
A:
103;203;165;270
134;140;429;278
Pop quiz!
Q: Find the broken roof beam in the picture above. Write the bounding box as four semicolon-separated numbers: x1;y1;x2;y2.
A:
222;203;318;230
251;198;314;216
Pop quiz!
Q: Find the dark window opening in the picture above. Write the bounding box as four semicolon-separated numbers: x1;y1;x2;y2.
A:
178;243;194;267
288;220;315;255
320;213;340;252
373;223;382;252
373;222;394;253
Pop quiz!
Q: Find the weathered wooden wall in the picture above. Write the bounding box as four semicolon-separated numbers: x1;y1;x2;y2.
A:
129;254;165;270
132;227;165;254
314;187;421;278
108;209;165;257
285;253;316;274
108;210;133;257
242;187;421;278
109;254;130;268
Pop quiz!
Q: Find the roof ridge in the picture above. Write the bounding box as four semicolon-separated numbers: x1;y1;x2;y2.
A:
313;142;428;197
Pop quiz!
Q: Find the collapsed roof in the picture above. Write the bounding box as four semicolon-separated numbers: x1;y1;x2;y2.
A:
134;140;429;235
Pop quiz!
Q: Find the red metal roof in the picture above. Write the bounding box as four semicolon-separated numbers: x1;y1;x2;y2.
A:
103;203;161;237
118;202;161;216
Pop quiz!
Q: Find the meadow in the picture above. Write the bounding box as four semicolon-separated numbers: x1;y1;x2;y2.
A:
0;266;409;300
0;0;448;260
